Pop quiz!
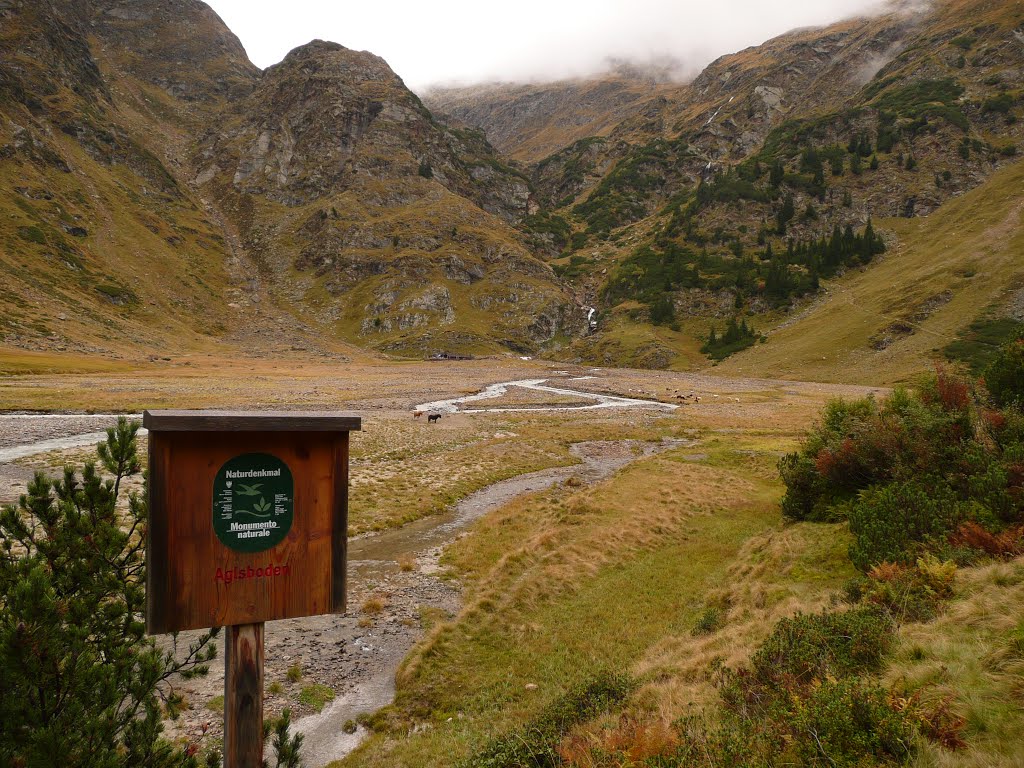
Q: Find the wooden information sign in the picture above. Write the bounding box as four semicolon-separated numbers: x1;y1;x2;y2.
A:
144;410;361;767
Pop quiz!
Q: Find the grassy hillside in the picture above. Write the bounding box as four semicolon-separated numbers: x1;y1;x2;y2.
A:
714;156;1024;384
509;0;1024;373
0;112;236;356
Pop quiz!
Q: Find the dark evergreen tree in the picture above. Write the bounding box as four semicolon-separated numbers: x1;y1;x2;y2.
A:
0;419;220;767
649;293;677;327
777;194;795;234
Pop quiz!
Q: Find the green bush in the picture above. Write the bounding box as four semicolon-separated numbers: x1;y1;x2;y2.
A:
460;671;635;768
982;93;1015;115
749;607;893;686
779;374;983;529
778;396;888;520
983;336;1024;409
848;479;963;570
692;606;725;636
668;714;767;767
791;678;914;766
779;451;835;521
693;607;910;768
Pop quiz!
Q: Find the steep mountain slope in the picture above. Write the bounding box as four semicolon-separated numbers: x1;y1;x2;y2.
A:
0;0;249;355
192;41;584;355
2;0;1021;372
513;0;1024;372
0;0;583;359
713;155;1024;384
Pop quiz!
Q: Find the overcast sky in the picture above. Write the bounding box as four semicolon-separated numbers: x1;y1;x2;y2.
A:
204;0;895;92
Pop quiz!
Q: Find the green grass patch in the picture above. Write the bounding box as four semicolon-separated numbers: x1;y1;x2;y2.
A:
459;672;635;768
341;451;783;767
17;226;46;245
298;684;335;712
943;316;1024;373
205;695;224;713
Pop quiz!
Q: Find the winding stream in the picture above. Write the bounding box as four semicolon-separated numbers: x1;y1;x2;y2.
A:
416;378;678;414
0;413;145;462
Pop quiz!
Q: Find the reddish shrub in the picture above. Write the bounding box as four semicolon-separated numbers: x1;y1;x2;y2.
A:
982;408;1007;432
893;690;967;751
815;447;836;476
867;562;907;583
558;716;679;765
949;521;1024;557
928;365;972;411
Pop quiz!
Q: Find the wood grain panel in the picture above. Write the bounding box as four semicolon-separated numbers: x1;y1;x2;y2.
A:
147;425;355;634
225;623;263;768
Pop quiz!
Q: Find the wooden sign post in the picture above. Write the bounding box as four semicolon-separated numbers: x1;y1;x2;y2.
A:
143;410;361;767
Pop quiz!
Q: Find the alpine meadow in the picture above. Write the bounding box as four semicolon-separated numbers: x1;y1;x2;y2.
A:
1;0;1024;767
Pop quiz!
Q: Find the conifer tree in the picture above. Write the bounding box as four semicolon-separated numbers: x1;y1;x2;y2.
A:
777;194;795;234
0;419;219;767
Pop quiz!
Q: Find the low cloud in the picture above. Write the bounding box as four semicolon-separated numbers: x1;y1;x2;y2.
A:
206;0;924;92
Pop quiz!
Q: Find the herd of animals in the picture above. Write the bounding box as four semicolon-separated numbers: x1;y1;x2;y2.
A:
412;411;442;423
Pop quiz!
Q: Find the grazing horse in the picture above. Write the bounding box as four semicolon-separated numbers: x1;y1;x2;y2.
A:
427;413;441;424
413;411;424;419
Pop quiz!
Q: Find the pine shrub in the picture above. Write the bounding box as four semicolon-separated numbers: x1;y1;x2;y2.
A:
848;479;963;570
460;671;635;768
0;418;219;767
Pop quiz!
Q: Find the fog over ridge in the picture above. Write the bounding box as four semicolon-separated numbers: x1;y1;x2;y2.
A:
203;0;930;92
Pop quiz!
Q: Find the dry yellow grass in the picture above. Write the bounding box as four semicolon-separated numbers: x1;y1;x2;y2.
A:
361;595;388;616
345;432;858;768
633;521;856;719
886;558;1024;768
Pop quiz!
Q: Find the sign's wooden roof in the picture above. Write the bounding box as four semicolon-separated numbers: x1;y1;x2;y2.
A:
143;410;362;432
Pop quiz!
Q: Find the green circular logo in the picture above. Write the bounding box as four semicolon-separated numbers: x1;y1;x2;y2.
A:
212;453;294;553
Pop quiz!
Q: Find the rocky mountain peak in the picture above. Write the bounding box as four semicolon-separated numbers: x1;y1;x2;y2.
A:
274;39;396;82
194;36;439;206
89;0;259;103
